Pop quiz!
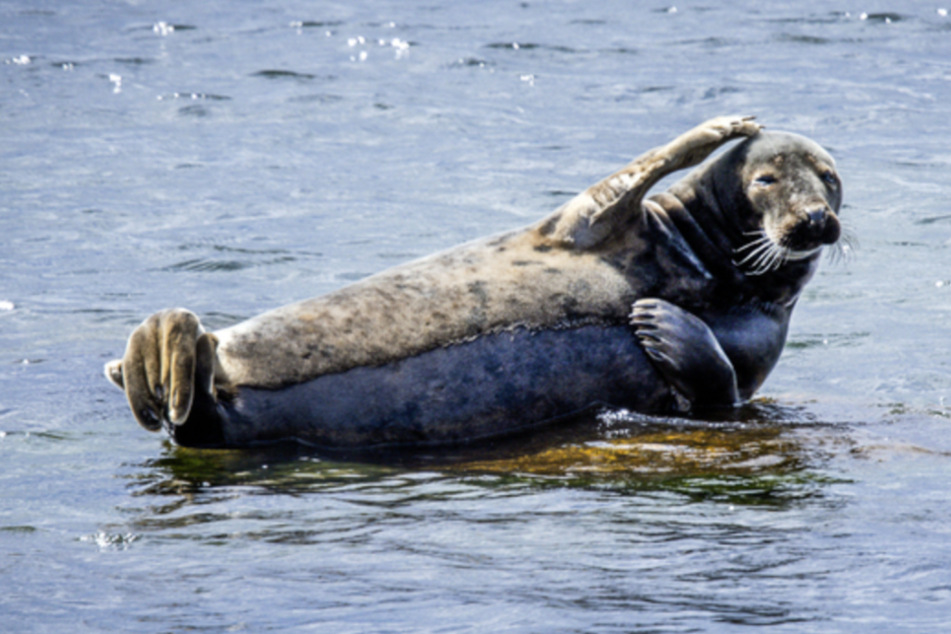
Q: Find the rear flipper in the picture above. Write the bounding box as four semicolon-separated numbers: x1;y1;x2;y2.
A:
630;298;739;412
104;308;221;435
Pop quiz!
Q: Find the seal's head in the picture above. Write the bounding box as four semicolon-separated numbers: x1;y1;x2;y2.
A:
714;131;842;276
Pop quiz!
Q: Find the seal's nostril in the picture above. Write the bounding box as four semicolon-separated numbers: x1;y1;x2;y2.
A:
807;209;827;226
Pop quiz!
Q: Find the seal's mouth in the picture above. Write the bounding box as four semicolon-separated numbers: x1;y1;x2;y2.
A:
734;204;841;276
733;229;825;276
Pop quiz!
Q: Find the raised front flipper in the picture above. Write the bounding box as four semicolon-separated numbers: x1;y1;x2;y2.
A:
104;308;220;437
630;298;740;412
541;115;761;249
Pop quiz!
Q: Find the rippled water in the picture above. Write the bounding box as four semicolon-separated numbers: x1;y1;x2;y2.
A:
3;1;951;631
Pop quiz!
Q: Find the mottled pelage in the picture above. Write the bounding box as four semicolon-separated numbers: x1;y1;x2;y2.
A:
105;116;842;449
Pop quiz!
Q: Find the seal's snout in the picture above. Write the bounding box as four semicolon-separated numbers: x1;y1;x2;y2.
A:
812;207;841;245
792;205;840;247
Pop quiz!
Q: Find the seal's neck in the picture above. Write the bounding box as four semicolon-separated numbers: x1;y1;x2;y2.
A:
655;170;744;281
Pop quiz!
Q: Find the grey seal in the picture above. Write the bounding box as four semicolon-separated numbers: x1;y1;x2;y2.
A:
104;116;842;449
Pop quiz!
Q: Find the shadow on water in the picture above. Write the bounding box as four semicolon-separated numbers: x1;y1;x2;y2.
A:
129;399;850;508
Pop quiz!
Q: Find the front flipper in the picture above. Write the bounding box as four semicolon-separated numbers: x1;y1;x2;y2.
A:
540;115;761;250
630;298;739;411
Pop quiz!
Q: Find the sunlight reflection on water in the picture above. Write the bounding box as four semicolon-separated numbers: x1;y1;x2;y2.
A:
2;0;951;631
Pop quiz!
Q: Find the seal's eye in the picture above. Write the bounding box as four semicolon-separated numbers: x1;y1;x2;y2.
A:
821;170;838;187
754;174;777;186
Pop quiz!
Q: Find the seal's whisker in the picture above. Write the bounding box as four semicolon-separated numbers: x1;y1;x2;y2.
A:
750;251;775;275
735;234;773;254
734;238;775;265
772;247;789;271
735;252;768;270
735;247;770;264
742;229;768;238
734;234;772;255
746;242;790;276
745;248;773;275
826;225;858;266
734;248;770;271
737;231;770;241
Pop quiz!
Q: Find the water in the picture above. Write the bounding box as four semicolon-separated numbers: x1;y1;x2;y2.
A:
2;1;951;631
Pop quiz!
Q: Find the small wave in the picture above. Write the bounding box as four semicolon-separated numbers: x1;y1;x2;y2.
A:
485;42;586;55
449;57;493;69
165;258;252;272
289;20;344;29
287;93;344;105
164;255;296;272
178;104;210;117
81;531;139;550
777;33;833;45
915;213;951;225
786;331;870;350
151;22;196;36
114;57;156;66
486;42;539;50
157;92;231;101
857;12;904;24
251;69;316;80
701;85;742;100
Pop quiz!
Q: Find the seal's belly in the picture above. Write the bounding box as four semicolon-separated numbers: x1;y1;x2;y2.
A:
203;323;669;449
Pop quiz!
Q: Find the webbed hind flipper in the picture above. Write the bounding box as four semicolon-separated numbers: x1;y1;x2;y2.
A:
104;308;220;430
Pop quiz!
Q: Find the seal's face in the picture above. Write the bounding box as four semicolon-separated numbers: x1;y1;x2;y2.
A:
732;132;842;275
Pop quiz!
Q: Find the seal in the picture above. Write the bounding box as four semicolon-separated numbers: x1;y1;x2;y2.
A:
104;116;842;449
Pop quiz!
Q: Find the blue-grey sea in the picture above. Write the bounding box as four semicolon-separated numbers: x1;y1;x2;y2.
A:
3;1;951;632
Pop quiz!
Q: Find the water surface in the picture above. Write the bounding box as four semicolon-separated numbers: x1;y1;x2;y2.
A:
3;1;951;631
